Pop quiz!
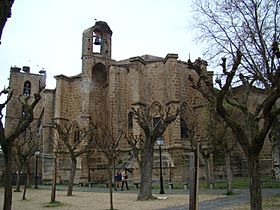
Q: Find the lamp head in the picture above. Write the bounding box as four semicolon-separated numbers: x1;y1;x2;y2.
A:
156;137;164;146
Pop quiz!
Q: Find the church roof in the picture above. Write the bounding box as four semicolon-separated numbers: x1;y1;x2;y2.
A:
117;54;163;65
138;54;163;62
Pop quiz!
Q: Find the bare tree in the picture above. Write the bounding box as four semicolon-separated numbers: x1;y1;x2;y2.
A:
49;130;64;203
0;0;14;44
13;126;37;200
127;102;178;200
0;88;41;210
52;120;89;196
90;120;123;210
180;102;214;188
191;1;280;209
208;114;237;194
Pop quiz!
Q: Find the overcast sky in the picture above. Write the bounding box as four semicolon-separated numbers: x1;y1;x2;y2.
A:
0;0;204;89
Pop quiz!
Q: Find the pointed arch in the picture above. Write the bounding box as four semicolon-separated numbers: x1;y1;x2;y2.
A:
71;121;80;143
128;111;134;129
180;102;193;139
150;101;164;129
92;63;107;87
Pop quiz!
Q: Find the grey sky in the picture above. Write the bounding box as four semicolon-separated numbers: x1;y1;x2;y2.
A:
0;0;203;89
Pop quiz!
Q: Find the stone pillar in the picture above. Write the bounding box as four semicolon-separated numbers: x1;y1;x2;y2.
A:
164;54;179;101
129;56;146;104
163;54;181;145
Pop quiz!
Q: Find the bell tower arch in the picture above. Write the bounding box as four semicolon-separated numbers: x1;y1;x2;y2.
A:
82;21;112;59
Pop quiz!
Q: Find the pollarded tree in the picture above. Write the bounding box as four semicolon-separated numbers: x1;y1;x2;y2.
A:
52;120;89;196
90;119;123;210
49;130;64;203
13;126;37;200
0;88;41;210
127;102;179;200
191;1;280;209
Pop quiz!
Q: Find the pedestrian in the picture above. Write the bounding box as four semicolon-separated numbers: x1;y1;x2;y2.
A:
114;171;122;191
121;169;129;190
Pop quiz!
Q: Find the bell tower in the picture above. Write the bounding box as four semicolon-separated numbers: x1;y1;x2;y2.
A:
80;21;113;119
82;21;112;59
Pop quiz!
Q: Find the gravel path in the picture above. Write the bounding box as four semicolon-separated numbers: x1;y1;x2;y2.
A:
0;186;279;210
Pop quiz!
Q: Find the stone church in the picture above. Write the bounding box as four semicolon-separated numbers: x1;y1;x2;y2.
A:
4;21;272;184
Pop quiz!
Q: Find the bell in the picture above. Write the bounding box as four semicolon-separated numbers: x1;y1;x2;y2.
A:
94;37;101;45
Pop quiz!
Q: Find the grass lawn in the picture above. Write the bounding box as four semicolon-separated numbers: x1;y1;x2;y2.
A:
157;176;280;190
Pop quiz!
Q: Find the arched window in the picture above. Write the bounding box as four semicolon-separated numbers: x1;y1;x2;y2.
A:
128;112;133;129
92;63;107;87
153;117;161;129
180;117;189;138
74;126;80;143
23;81;31;96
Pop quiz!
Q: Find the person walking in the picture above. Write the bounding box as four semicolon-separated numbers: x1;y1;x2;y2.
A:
121;169;129;190
114;171;122;191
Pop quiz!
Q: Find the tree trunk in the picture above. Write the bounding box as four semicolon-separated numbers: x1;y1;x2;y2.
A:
204;157;211;188
67;158;77;196
14;166;21;192
225;152;233;194
87;153;91;182
22;170;28;200
189;150;199;210
50;155;58;203
108;166;114;210
3;146;13;210
138;136;155;200
271;136;280;179
26;164;31;188
248;154;262;210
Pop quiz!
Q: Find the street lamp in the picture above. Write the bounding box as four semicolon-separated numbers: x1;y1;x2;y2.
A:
156;137;165;194
34;150;40;189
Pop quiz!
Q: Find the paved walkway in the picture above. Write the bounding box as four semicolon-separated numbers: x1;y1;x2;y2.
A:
159;189;280;210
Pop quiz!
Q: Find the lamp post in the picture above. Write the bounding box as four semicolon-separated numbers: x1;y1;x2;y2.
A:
156;137;165;194
34;150;40;189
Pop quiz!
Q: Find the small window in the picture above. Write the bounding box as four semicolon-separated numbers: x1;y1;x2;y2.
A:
180;117;189;138
22;105;26;116
74;129;80;143
128;112;133;129
23;81;31;96
153;117;161;129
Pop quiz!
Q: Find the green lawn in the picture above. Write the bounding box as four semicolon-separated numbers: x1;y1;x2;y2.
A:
160;176;280;189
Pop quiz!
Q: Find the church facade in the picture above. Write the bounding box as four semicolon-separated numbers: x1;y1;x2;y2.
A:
4;21;272;184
